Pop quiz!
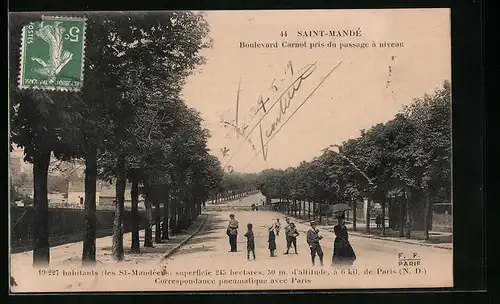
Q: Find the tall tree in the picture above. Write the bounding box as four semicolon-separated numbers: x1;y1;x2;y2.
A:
10;14;87;265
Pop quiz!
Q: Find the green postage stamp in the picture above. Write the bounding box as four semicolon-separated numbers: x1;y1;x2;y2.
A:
18;16;87;91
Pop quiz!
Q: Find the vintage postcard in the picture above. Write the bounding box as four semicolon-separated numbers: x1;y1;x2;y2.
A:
9;9;452;292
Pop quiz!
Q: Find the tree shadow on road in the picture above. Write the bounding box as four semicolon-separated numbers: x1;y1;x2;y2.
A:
174;244;216;256
100;234;184;255
195;214;226;236
99;245;170;254
184;235;221;246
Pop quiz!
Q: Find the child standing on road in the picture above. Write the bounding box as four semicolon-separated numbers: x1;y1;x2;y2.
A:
268;226;277;257
244;223;256;260
274;219;281;236
284;222;299;254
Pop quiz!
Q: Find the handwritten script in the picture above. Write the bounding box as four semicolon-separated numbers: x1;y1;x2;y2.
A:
221;60;343;171
257;62;317;160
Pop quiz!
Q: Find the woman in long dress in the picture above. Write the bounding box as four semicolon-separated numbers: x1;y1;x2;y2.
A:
268;226;277;257
331;214;356;266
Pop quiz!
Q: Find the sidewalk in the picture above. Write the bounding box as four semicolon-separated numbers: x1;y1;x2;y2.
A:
282;214;453;250
10;214;208;268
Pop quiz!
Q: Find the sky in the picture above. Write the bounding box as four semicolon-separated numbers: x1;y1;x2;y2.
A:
181;9;451;173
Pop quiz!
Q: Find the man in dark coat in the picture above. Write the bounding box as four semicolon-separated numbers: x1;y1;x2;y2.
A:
227;213;239;252
283;218;292;254
268;226;277;257
306;221;324;266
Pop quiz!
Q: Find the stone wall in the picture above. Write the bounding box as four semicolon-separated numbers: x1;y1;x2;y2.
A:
10;206;148;253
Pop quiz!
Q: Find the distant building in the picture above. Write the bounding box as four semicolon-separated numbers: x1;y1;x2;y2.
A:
67;181;101;209
99;183;141;210
17;185;34;199
48;193;67;208
431;202;452;232
66;180;145;210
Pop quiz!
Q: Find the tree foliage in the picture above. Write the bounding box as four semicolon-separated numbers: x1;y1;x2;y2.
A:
256;81;451;234
9;11;246;265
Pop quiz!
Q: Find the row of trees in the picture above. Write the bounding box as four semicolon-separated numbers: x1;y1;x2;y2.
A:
210;172;259;203
256;81;451;240
9;12;240;266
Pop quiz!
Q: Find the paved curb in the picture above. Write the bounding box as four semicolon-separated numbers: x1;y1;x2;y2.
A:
283;214;453;251
161;214;209;261
340;231;453;250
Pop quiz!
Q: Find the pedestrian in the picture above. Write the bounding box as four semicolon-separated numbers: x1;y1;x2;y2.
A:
268;226;277;257
227;213;239;252
375;213;382;229
274;219;281;236
244;223;256;260
307;221;324;266
283;218;292;254
331;214;356;266
284;222;299;254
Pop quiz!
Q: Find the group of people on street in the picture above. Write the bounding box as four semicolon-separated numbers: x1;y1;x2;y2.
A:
226;212;357;265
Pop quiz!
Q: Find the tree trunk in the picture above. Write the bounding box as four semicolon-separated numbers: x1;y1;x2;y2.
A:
352;198;357;231
144;197;154;247
112;155;126;261
399;196;405;237
183;205;188;228
381;191;386;236
308;201;311;220
130;179;140;253
32;150;51;266
154;193;162;243
161;188;170;240
82;148;97;264
319;202;323;225
186;204;191;226
423;192;432;240
176;204;183;231
191;203;197;221
406;189;413;239
366;199;371;233
170;199;178;234
177;205;182;230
